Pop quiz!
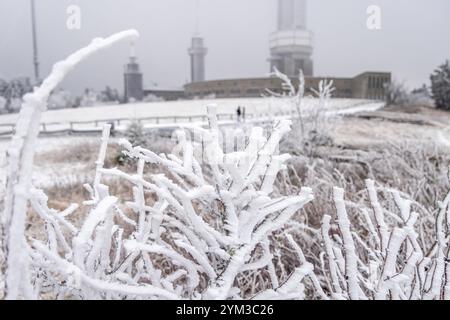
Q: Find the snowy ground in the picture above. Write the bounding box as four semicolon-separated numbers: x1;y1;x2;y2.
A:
8;98;450;195
0;97;374;132
2;102;449;192
0;97;381;193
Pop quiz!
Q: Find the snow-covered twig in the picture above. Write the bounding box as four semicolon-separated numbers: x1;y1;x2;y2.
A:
1;30;139;299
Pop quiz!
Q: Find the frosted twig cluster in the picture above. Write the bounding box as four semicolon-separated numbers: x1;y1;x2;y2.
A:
5;108;313;299
1;30;317;300
1;31;450;301
304;180;450;300
269;68;306;134
1;30;139;299
270;68;336;155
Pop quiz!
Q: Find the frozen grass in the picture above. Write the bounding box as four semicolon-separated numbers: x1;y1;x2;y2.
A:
2;118;450;300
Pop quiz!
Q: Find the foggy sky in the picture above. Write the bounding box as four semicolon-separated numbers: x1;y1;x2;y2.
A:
0;0;449;95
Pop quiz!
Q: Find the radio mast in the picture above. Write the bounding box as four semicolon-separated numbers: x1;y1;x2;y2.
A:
30;0;40;83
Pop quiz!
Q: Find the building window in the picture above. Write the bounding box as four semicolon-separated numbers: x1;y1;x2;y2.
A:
246;89;260;95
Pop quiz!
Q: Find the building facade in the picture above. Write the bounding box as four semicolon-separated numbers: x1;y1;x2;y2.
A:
144;88;185;101
123;0;391;103
184;72;391;100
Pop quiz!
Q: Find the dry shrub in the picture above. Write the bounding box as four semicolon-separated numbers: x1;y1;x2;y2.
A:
285;141;450;217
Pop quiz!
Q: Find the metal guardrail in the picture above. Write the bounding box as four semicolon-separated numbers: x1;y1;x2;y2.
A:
0;111;288;138
0;101;376;138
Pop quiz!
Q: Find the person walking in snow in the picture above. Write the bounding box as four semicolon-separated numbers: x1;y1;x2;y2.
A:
237;106;242;123
108;121;116;137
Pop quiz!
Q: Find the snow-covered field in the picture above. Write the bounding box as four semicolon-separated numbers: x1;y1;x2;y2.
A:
0;97;375;126
0;97;383;137
0;97;384;164
0;97;383;190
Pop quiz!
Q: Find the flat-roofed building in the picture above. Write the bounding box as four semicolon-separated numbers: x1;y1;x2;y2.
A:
184;72;391;100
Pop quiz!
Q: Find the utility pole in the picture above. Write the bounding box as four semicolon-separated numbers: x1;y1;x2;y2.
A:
195;0;199;35
30;0;40;83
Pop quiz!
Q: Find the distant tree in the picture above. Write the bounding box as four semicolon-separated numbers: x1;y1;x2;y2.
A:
430;60;450;110
48;89;74;109
100;86;120;103
0;79;6;96
79;88;99;107
385;81;434;108
410;84;434;107
115;120;149;165
125;121;147;148
411;84;431;97
0;77;33;113
385;81;409;106
0;96;6;113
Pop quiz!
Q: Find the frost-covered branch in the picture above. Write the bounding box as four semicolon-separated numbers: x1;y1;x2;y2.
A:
1;30;139;299
1;32;450;301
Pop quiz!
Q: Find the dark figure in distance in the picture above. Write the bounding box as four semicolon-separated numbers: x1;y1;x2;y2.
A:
108;121;116;137
237;106;242;122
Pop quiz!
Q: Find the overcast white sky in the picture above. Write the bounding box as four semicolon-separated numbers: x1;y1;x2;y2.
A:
0;0;449;94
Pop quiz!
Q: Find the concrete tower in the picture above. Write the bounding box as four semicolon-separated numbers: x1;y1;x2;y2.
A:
124;42;144;102
188;35;207;83
270;0;314;77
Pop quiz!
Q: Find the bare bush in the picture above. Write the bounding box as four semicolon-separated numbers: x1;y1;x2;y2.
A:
294;179;450;300
2;31;450;301
270;68;335;156
3;103;450;299
2;108;318;299
385;81;433;108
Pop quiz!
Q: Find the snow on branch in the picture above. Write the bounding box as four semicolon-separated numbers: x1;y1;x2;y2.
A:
1;30;139;299
2;85;316;299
